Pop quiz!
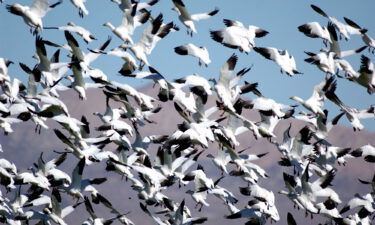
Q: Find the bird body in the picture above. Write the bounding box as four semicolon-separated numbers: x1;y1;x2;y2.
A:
174;44;211;66
6;0;62;34
172;0;219;35
254;47;301;76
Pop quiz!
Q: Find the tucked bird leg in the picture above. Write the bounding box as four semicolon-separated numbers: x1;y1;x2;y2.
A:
79;9;84;18
139;61;145;71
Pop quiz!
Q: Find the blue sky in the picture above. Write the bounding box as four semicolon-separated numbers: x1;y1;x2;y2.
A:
0;0;374;131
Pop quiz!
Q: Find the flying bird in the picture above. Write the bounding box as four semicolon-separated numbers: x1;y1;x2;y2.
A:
174;43;211;67
172;0;219;36
254;47;302;76
6;0;62;34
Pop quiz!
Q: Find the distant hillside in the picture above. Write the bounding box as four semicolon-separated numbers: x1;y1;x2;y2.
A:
1;86;374;225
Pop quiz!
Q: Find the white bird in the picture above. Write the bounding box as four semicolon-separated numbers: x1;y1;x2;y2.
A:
111;0;159;12
103;4;150;44
70;0;88;17
298;22;332;45
171;0;219;36
210;19;269;54
352;55;375;94
325;80;375;130
174;44;211;67
0;58;13;83
0;117;22;135
45;22;97;43
321;22;367;58
211;54;251;112
64;31;111;71
344;17;375;53
340;193;374;216
351;144;375;163
6;0;62;34
290;76;335;117
206;148;231;174
250;96;293;118
254;47;301;76
304;51;336;76
174;73;212;103
120;13;176;69
310;4;360;40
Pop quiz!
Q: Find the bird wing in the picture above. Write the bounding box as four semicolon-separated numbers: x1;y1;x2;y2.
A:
253;47;277;61
223;19;244;28
191;8;219;21
30;0;50;18
219;54;238;87
172;0;191;20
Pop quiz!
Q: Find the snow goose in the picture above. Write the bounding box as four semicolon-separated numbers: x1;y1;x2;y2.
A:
0;158;17;189
254;47;301;76
0;117;22;135
35;152;71;187
325;79;375;130
34;35;64;86
210;19;269;54
340;193;374;217
211;54;251;112
120;13;176;69
103;4;150;44
70;0;88;17
281;172;319;216
63;158;107;199
257;109;293;139
174;73;212;102
206;148;231;175
352;55;375;94
310;4;359;40
250;96;294;118
65;31;111;69
322;23;367;58
18;62;40;98
111;0;159;12
70;59;86;100
91;47;138;75
344;17;375;53
304;51;336;76
171;0;219;36
0;58;13;83
174;43;211;67
351;144;375;163
6;0;62;34
290;77;334;117
44;188;81;225
298;22;332;45
45;22;97;43
295;109;343;142
226;207;265;223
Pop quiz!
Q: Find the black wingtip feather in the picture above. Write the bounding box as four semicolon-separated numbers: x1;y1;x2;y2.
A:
174;46;188;55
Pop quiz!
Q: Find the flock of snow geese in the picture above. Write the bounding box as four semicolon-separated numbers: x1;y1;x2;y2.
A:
0;0;374;225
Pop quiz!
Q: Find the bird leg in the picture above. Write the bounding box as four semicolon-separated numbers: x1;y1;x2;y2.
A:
139;61;144;71
79;9;84;18
198;60;202;67
199;203;203;212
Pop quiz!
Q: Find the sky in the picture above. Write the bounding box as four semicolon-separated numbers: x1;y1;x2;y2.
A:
0;0;374;131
